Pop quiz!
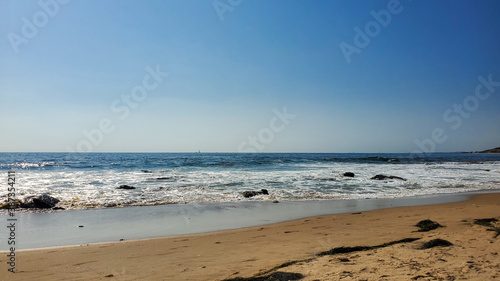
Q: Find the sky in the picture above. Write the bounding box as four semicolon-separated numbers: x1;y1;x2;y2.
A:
1;0;499;153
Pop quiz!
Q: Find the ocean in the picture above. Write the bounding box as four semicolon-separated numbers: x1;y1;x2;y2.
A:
1;152;499;210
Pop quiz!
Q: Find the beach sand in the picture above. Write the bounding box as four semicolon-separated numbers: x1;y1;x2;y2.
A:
2;193;499;280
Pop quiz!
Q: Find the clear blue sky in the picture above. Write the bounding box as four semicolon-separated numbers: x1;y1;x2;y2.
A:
1;0;499;153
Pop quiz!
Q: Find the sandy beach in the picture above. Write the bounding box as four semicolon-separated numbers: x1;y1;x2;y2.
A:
4;0;500;279
2;192;500;281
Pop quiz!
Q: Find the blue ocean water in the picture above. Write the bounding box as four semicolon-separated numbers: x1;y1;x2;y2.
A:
1;153;499;210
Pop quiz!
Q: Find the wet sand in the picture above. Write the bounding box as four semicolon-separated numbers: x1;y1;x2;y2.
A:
2;192;499;280
2;192;475;250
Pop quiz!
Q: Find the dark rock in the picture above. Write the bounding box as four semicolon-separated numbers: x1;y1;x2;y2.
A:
371;174;407;181
117;185;136;190
156;177;173;180
32;199;53;209
52;207;65;210
272;200;279;203
241;189;269;198
343;172;355;177
19;200;36;209
21;194;60;209
40;194;60;207
371;175;386;180
141;170;153;173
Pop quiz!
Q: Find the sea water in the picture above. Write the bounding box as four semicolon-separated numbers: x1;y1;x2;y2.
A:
1;153;499;210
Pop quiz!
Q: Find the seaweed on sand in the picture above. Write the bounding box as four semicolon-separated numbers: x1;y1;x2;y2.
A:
419;239;453;249
474;218;500;238
222;272;304;281
473;218;498;227
223;238;421;281
415;219;442;232
316;237;420;256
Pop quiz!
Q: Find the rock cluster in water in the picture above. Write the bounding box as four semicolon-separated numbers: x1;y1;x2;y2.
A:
0;193;62;210
241;189;269;198
370;174;407;181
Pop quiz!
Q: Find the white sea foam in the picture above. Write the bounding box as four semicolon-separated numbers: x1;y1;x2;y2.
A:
2;160;499;210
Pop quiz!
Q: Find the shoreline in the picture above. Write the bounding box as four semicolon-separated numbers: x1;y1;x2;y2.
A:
1;191;499;280
2;190;499;250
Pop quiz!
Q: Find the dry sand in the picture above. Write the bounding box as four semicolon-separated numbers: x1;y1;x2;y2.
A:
2;193;499;281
